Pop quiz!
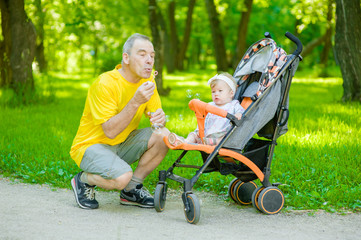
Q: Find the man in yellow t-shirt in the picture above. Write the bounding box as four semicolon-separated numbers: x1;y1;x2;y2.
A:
70;33;169;209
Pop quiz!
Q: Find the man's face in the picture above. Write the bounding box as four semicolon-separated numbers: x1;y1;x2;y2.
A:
125;39;155;80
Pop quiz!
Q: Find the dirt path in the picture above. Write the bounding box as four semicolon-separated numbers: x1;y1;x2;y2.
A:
0;177;360;240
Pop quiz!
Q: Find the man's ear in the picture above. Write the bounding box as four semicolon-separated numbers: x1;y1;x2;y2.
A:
122;53;130;64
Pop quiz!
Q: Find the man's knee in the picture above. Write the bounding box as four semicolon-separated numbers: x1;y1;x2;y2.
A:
112;171;132;190
149;127;170;147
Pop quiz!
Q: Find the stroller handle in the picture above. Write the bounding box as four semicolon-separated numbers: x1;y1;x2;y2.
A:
285;32;303;56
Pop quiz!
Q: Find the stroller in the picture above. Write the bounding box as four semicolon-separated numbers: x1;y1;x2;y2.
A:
154;32;303;224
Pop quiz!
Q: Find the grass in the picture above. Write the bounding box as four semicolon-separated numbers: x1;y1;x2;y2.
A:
0;68;360;212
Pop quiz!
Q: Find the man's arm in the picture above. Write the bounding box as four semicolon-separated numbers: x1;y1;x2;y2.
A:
102;81;155;139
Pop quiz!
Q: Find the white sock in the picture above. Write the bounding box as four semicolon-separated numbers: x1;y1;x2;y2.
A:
80;172;89;184
125;176;143;191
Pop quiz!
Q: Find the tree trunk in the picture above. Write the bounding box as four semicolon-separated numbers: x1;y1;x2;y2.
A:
149;0;169;96
157;4;171;74
167;0;178;73
177;0;196;71
205;0;228;72
232;0;253;68
321;0;334;64
294;18;301;37
335;0;361;102
301;34;328;58
319;0;334;77
0;0;37;102
34;0;47;73
0;0;11;87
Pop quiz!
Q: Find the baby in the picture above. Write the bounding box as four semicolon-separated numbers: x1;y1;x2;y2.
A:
169;72;244;146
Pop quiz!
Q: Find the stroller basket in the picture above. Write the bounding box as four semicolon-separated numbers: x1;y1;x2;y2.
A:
198;138;270;178
231;138;271;182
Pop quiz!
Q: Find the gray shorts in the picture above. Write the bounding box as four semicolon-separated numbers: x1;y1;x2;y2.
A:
80;128;152;179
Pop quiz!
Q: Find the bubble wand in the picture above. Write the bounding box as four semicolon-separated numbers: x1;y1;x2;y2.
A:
149;70;163;134
153;70;158;81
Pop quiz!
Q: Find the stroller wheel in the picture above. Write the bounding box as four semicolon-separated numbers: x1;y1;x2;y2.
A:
251;186;265;211
234;181;257;205
258;187;284;215
154;183;167;212
228;178;241;203
184;193;201;224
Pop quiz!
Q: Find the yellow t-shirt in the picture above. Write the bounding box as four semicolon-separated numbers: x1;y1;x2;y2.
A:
70;64;161;166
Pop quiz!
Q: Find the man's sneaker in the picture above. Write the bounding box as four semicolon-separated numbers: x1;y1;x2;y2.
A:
71;172;99;209
120;184;154;208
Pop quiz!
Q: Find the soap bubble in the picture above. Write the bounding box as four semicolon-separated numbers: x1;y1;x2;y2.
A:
186;89;193;99
194;93;201;99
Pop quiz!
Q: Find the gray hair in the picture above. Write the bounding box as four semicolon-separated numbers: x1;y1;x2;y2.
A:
122;33;151;55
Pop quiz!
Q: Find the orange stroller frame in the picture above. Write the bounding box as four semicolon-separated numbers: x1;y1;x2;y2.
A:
154;32;303;224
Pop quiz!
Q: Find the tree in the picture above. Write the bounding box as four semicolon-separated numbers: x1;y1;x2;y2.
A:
232;0;253;68
301;34;328;58
33;0;47;73
205;0;228;71
320;0;334;67
157;1;172;74
177;0;196;70
167;0;178;73
335;0;361;102
291;0;336;70
149;0;170;95
0;0;37;103
158;0;196;72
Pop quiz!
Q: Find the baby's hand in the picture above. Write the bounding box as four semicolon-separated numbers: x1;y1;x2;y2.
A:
235;113;243;120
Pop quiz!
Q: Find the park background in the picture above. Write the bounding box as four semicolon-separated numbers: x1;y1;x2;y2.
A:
0;0;360;212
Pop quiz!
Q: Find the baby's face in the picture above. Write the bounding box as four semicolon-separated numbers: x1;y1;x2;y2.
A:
211;80;234;106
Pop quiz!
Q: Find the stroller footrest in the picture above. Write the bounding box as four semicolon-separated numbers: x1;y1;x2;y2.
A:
167;173;189;184
175;163;201;169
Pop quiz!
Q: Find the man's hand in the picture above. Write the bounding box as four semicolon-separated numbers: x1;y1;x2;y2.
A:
148;108;166;127
102;81;156;139
133;81;155;106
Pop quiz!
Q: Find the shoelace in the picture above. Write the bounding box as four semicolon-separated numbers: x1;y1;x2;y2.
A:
84;186;95;200
135;187;152;199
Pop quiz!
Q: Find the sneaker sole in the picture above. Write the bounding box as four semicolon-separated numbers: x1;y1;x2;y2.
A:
71;178;98;210
120;198;154;208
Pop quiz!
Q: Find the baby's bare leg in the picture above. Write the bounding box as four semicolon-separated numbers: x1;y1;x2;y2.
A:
186;132;199;144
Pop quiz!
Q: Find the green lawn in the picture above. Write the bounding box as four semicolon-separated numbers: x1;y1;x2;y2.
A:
0;69;360;212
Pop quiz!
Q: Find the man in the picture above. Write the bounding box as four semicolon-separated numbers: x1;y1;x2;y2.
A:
70;33;169;209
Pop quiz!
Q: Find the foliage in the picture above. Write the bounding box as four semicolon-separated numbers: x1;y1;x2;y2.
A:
0;68;360;212
20;0;337;74
291;0;335;30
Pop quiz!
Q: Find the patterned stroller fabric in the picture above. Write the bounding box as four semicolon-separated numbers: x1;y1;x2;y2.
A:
234;38;288;99
224;38;295;150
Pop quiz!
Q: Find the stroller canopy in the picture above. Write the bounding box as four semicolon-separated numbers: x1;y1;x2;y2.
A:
234;39;288;99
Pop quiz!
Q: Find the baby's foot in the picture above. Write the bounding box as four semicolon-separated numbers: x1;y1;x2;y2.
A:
168;133;185;146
